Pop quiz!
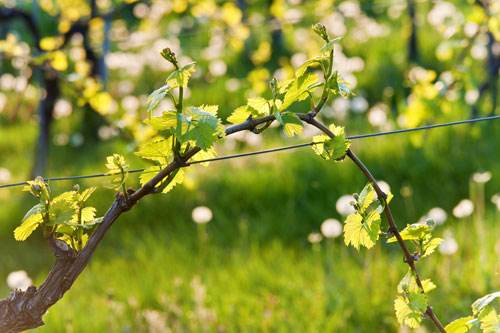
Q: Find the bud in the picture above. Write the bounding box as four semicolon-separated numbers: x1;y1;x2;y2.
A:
312;23;329;42
73;184;80;192
160;48;178;67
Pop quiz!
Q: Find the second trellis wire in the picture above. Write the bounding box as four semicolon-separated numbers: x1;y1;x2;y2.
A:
0;115;498;189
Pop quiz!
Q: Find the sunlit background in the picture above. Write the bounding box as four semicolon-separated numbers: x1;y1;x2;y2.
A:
0;0;499;331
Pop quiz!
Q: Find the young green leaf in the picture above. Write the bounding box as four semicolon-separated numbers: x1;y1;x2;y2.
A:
311;124;350;161
472;292;500;316
394;272;436;329
135;137;173;165
281;113;303;137
444;316;475;333
342;183;391;250
394;294;427;328
343;211;380;250
14;209;44;241
280;73;318;111
147;84;171;116
166;62;196;89
105;154;129;190
181;106;224;149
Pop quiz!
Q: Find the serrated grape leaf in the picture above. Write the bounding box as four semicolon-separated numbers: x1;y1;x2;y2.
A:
398;271;436;294
444;316;475;333
52;191;76;205
139;166;162;187
311;125;350;161
422;237;443;257
247;97;270;115
281;113;303;137
227;106;250;124
182;106;223;149
135;137;172;164
227;98;270;124
394;295;427;329
479;307;500;333
343;212;380;250
14;212;44;241
278;79;294;94
79;187;96;202
162;169;185;194
183;122;219;149
281;73;317;111
387;223;431;243
166;62;196;88
49;198;76;226
145;111;178;132
358;183;378;213
80;207;96;223
105;154;128;174
296;56;328;78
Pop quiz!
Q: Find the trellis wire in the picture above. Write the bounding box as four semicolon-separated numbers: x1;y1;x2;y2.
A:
0;115;498;189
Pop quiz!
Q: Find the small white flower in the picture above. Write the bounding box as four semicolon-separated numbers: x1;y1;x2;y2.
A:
320;218;342;238
7;270;32;291
225;78;241;92
491;194;500;211
192;206;213;224
472;171;492;184
350;96;368;113
307;232;322;244
427;207;447;225
209;59;227;77
367;105;387;127
439;237;458;256
0;167;11;183
53;99;72;119
336;195;356;216
465;90;479;105
452;199;474;218
377;180;391;194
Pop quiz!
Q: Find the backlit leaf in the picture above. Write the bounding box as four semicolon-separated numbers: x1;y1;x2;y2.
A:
444;316;474;333
14;212;44;241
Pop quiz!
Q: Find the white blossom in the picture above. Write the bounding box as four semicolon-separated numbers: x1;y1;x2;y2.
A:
54;99;72;119
472;171;492;184
491;194;500;211
427;207;447;225
377;180;391;194
368;105;388;127
7;270;32;291
350;96;368;113
209;59;227;77
0;167;11;183
307;232;322;244
465;90;479;105
192;206;213;224
320;218;342;238
439;236;458;256
336;194;356;216
452;199;474;218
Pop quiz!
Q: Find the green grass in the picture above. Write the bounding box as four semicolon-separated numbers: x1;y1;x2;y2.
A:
0;119;499;331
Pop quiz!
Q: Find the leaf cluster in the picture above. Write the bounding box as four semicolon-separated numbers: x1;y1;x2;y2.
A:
14;177;102;251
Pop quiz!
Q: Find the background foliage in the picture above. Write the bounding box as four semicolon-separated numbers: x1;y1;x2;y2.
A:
0;0;499;331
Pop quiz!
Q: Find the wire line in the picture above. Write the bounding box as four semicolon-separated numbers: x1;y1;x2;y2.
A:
1;115;498;189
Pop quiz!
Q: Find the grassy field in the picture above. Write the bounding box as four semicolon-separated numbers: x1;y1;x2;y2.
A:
0;119;499;332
